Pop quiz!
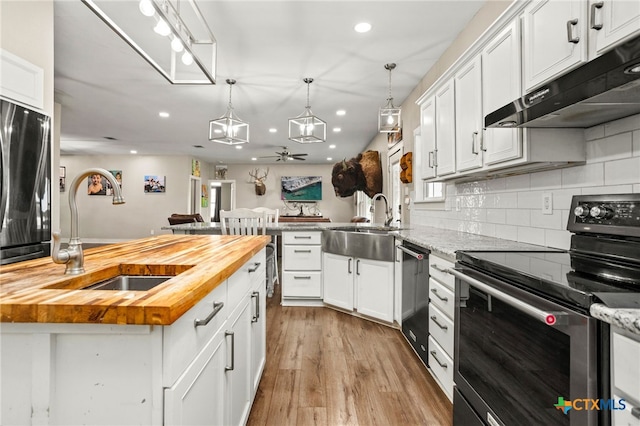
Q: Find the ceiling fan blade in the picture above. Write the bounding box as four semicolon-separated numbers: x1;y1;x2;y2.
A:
259;155;281;158
293;157;306;160
291;153;308;157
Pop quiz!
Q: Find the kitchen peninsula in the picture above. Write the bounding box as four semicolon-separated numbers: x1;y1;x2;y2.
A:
0;234;270;425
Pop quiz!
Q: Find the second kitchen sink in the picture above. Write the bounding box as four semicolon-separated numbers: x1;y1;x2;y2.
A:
81;275;172;291
322;227;398;262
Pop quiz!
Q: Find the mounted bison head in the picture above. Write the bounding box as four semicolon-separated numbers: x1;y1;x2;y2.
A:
331;150;382;198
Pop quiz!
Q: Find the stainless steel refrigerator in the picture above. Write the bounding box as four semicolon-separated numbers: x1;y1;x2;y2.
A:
0;98;51;264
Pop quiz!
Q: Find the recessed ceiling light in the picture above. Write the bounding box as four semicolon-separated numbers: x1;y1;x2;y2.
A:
159;112;170;118
269;128;277;133
327;157;333;161
251;157;257;161
336;110;346;116
333;127;341;132
329;144;336;149
130;150;137;154
235;145;243;150
354;22;371;33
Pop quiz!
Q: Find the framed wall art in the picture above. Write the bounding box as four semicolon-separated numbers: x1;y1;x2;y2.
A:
144;175;166;193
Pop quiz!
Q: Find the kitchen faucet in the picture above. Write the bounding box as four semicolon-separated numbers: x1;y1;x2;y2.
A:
52;168;125;274
370;193;393;226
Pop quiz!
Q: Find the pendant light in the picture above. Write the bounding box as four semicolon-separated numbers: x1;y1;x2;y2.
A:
288;78;327;144
378;63;401;133
209;79;249;145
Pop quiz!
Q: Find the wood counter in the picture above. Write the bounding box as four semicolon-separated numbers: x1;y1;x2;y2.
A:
0;234;270;325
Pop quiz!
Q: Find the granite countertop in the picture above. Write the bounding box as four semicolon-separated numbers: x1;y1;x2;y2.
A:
590;304;640;336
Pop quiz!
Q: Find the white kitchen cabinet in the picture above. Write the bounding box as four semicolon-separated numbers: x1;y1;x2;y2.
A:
282;232;323;305
1;250;267;426
482;20;523;166
427;253;456;402
589;0;640;58
454;55;483;173
523;0;588;92
322;252;395;323
419;96;437;180
434;80;456;177
250;276;266;398
611;327;640;426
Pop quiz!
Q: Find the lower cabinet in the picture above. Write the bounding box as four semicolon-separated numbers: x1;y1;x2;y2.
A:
323;252;394;323
611;327;640;426
0;249;266;426
281;232;323;306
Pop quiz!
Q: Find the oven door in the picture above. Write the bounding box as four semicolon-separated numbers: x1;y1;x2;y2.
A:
450;266;598;426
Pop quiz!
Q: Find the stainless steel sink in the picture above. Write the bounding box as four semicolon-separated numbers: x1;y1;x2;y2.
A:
81;275;172;291
322;226;400;262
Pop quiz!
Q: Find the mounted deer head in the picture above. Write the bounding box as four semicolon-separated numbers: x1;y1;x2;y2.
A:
249;168;269;196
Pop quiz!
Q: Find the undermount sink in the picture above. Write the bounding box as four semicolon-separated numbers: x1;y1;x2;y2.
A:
322;226;401;262
81;275;172;291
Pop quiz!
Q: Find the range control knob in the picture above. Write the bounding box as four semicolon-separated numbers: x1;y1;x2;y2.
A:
574;205;590;218
590;205;613;219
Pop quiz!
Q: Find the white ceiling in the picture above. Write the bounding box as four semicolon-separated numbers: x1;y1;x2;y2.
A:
54;0;485;165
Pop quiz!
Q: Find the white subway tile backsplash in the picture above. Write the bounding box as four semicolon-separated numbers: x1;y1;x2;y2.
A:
585;124;605;141
545;229;571;250
504;174;530;192
410;116;639;248
530;210;563;230
604;157;640;185
562;163;605;188
586;132;633;163
530;169;562;190
506;209;531;226
517;227;546;246
603;114;640;136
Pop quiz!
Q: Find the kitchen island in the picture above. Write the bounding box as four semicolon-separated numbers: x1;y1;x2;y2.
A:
1;234;271;426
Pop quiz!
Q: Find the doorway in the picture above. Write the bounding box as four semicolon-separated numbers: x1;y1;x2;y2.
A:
209;180;236;222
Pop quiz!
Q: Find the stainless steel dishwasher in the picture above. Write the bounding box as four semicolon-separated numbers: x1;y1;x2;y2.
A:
397;241;430;367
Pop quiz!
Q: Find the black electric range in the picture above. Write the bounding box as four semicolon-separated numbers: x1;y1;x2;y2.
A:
457;194;640;314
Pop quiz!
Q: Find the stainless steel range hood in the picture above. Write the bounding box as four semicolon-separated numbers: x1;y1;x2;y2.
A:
485;35;640;129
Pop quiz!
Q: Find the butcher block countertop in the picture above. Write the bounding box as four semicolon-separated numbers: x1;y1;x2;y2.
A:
0;234;270;325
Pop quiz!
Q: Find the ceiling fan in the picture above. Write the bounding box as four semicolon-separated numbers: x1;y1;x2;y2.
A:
259;147;308;162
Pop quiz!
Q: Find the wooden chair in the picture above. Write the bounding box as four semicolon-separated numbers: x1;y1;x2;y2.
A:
220;209;276;297
251;208;280;296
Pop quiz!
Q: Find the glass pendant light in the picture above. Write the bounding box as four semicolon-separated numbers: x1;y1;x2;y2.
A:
288;78;327;144
378;63;401;133
209;79;249;145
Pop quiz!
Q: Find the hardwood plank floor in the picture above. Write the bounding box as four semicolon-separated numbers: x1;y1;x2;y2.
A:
247;283;453;426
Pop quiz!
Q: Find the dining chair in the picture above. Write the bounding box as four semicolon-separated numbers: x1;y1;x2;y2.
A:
219;208;277;297
251;208;280;295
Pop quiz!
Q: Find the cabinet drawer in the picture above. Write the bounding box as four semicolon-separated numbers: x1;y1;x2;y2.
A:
613;331;640;398
229;250;265;310
163;280;228;385
283;232;321;245
429;278;455;319
429;303;454;357
282;271;322;298
283;245;322;270
429;255;455;290
428;336;453;401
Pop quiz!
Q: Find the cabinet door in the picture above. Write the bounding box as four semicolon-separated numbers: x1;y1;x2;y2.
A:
250;280;266;399
435;80;456;176
590;0;640;57
227;297;252;426
419;96;437;180
164;331;227;426
322;253;354;311
482;20;523;166
355;258;394;322
523;0;588;92
455;55;483;173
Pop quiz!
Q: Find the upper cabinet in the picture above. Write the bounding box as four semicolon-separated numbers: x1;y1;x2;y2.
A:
454;55;483;173
523;0;640;92
418;81;456;180
589;0;640;57
522;0;588;92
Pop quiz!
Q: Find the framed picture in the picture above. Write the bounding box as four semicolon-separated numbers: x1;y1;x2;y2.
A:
59;166;66;192
387;125;403;147
191;159;201;177
87;173;107;195
106;170;122;195
215;165;228;179
144;175;166;193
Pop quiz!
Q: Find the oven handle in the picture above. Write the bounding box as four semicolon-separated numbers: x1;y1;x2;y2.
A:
447;268;567;326
396;245;425;260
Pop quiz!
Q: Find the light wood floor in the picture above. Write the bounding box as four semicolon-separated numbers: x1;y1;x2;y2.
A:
247;283;453;426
